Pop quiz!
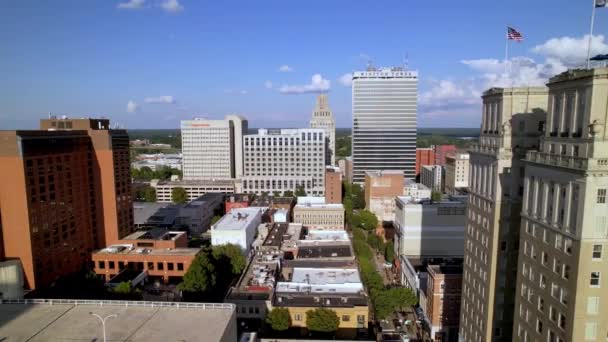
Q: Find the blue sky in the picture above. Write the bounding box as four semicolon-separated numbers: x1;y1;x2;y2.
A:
1;0;607;129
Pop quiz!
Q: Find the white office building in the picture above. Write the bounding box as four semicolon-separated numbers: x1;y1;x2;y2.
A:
352;67;418;183
444;151;470;195
242;128;326;195
181;115;247;180
211;207;264;254
310;94;336;166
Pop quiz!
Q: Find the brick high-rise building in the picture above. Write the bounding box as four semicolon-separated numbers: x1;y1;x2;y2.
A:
434;145;457;166
426;264;462;342
0;117;133;290
325;166;342;204
416;147;435;176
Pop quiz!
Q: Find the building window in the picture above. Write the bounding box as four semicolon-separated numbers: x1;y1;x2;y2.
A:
342;315;350;322
587;296;599;315
592;244;602;259
177;263;184;271
147;262;154;270
357;315;365;323
98;261;105;269
157;262;164;270
294;314;302;321
168;263;174;271
597;189;606;204
559;313;566;330
118;262;125;270
109;261;115;269
590;272;600;287
584;322;597;340
536;319;543;334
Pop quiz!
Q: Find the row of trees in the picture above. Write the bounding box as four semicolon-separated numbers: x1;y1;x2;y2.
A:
343;181;365;225
178;244;246;301
266;307;341;336
131;166;182;181
352;228;417;320
366;232;394;263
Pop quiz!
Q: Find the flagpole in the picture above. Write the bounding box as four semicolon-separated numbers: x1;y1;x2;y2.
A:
587;0;597;69
505;29;509;75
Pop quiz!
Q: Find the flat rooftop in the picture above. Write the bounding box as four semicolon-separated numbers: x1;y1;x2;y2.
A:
294;203;344;210
263;223;289;247
297;196;325;205
291;268;361;285
133;202;170;225
304;230;348;241
428;264;463;275
122;229;185;241
155;179;235;186
94;245;200;256
214;207;263;231
0;299;235;342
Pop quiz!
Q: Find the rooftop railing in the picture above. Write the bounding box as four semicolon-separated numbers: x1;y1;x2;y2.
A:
0;298;235;310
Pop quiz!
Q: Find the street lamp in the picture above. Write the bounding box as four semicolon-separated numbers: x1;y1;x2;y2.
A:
90;312;117;342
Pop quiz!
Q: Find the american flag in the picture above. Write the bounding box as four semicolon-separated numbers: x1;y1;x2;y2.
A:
507;27;523;42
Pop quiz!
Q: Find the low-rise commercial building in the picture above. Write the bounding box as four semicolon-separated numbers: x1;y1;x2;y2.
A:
394;197;466;259
364;170;404;223
443;152;470;195
176;193;224;235
293;202;344;229
425;264;462;342
91;229;201;283
403;179;432;202
420;165;443;193
151;178;237;202
133;202;174;229
416;147;435;176
211;207;264;254
338;157;353;184
225;193;254;213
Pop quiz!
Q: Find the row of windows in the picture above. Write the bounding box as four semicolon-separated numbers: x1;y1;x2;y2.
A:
97;260;184;272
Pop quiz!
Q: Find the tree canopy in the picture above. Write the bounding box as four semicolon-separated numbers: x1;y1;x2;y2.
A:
352;210;378;231
266;307;291;331
178;252;216;294
306;308;340;333
171;187;188;204
431;191;442;202
295;185;307;197
282;190;294;198
211;244;246;275
131;166;182;181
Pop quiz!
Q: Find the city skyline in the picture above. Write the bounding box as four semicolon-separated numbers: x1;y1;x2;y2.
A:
2;0;608;130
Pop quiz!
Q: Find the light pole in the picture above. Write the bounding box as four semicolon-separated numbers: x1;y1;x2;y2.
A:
90;312;117;342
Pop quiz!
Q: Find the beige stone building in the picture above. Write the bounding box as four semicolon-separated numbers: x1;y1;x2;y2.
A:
512;68;608;342
444;152;470;195
460;86;548;342
293;202;344;228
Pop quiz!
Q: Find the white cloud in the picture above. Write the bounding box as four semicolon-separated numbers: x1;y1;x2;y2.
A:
278;65;294;72
117;0;145;9
338;73;352;87
419;79;481;107
532;34;608;66
126;100;139;113
224;89;248;95
279;74;330;94
264;80;273;89
144;95;176;104
161;0;183;13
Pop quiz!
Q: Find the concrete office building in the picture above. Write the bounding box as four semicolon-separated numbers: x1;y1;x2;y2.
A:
310;94;336;166
426;264;463;342
352;67;417;183
403;179;432;202
0;299;237;342
421;165;443;193
180;115;247;180
364;170;404;223
242;129;326;195
444;152;470;195
211;207;264;254
512;68;608;342
459;86;548;342
393;197;466;259
151;178;237;202
338;157;354;184
325;166;343;204
0;117;133;290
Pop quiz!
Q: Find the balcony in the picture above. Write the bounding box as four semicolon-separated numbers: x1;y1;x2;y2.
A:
470;144;512;156
526;151;608;171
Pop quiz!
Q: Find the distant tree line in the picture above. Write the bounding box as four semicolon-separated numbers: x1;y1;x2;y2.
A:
131;166;182;181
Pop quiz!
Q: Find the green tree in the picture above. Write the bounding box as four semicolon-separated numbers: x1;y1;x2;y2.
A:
282;190;294;198
295;185;307;197
212;244;246;275
142;186;157;202
367;233;381;251
372;289;394;320
178;252;216;294
343;196;353;225
272;191;281;197
353;210;378;231
171;187;188;204
113;281;132;294
431;191;442;202
351;183;365;209
266;307;291;331
384;242;395;263
306;308;340;334
387;287;418;312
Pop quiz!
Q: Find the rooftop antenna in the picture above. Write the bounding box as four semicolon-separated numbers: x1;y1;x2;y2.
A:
403;53;409;70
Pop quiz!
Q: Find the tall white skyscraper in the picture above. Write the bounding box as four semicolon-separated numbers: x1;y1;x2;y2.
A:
310;94;336;166
352;66;417;183
181;115;247;180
